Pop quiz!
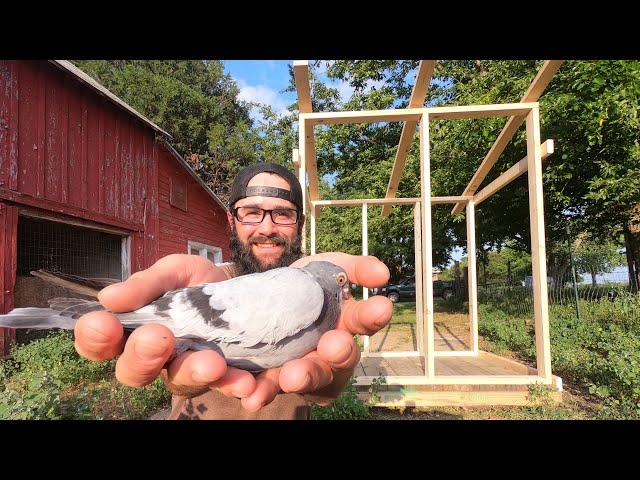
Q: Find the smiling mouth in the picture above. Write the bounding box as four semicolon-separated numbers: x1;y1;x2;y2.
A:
252;243;283;249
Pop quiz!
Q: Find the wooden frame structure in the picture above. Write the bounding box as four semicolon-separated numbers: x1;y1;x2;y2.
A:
293;60;565;406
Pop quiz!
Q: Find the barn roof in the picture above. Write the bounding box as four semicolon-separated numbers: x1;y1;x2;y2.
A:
49;60;228;213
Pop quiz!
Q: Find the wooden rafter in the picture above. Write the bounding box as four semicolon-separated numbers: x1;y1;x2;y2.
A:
293;60;320;201
473;140;554;205
381;61;436;217
450;60;564;215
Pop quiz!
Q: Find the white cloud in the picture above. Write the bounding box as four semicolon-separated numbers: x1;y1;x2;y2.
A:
236;79;290;123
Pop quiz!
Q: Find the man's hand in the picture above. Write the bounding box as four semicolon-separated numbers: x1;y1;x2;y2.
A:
73;252;393;411
74;254;258;400
239;252;393;411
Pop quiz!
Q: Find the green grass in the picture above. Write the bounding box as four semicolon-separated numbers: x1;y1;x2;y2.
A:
0;331;171;420
478;291;640;419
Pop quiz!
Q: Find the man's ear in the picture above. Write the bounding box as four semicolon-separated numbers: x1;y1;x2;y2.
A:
298;213;306;234
227;211;234;229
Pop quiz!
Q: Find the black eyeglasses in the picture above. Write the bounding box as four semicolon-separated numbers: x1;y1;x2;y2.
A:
232;206;299;225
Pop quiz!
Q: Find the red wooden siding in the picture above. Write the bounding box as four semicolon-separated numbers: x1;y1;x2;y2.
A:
0;202;18;353
0;60;231;355
157;150;231;261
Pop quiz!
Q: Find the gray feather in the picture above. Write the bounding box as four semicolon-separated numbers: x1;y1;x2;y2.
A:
0;261;349;372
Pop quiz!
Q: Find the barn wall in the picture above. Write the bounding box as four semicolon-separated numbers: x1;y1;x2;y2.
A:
157;149;231;261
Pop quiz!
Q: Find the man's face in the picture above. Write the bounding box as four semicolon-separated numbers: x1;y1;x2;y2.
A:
227;172;303;274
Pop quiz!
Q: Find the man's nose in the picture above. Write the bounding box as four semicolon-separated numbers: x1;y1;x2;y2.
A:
255;212;279;235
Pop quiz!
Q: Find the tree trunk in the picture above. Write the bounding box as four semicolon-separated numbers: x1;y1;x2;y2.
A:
624;204;640;292
590;268;598;288
624;225;640;292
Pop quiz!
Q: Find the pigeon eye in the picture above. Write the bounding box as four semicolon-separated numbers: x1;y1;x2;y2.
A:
336;273;348;286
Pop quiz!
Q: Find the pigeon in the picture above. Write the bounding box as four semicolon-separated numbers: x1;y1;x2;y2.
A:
0;261;352;372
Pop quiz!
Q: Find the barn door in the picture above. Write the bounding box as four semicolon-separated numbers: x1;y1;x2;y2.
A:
0;202;18;356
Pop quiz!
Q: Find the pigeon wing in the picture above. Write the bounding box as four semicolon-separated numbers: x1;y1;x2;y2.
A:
150;267;326;347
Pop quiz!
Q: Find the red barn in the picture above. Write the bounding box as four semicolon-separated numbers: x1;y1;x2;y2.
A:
0;60;232;355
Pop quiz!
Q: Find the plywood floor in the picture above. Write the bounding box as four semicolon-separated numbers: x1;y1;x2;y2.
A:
356;351;538;377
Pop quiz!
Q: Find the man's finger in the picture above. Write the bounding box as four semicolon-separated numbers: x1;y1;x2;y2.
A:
74;311;125;361
115;324;176;387
98;254;228;313
241;368;282;412
315;329;361;371
292;253;389;288
336;295;393;335
166;349;227;387
278;356;333;394
212;367;258;399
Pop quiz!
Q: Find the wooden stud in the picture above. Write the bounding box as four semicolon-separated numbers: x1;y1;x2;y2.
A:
298;118;307;254
451;61;564;215
293;61;312;114
310;204;316;256
474;140;554;205
466;201;479;354
382;60;437;217
292;148;300;168
526;106;553;380
354;375;553;386
301;108;424;126
420;113;435;378
293;62;319;201
428;102;536;121
311;196;472;207
362;202;370;352
414;201;424;356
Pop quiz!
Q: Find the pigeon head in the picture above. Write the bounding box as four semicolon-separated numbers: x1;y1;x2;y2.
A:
301;261;351;303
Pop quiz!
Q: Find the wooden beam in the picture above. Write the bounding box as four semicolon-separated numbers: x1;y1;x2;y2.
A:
526;106;553;381
466;201;479;354
354;375;552;386
414;201;424;356
381;60;437;217
312;196;472;207
451;60;564;214
294;61;319;201
474;140;554;205
293;60;312;113
292;148;300;168
298;119;307;254
301;108;424;126
428;103;536;120
420;113;435;378
362;203;370;353
306;132;319;201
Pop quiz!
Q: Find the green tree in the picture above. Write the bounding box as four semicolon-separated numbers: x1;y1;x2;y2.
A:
72;60;259;202
575;237;625;287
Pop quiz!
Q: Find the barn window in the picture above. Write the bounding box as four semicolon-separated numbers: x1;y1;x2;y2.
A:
170;176;188;211
187;240;222;264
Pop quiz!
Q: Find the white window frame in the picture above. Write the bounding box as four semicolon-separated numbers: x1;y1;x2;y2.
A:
187;240;223;264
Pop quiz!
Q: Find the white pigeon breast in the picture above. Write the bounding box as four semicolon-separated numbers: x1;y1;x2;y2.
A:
167;267;326;347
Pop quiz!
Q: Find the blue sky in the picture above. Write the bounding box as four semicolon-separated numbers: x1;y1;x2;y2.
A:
224;60;296;118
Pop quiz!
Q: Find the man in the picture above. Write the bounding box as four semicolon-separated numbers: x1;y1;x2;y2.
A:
73;163;393;419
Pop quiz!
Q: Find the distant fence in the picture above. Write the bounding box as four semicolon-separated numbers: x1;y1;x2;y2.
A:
477;270;637;318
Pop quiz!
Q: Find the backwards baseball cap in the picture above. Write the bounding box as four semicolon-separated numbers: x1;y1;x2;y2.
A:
228;162;303;212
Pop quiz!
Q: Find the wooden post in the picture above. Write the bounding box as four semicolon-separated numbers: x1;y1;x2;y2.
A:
419;113;435;377
298;123;307;254
526;105;552;380
310;204;316;256
414;201;425;356
362;202;370;352
466;200;479;354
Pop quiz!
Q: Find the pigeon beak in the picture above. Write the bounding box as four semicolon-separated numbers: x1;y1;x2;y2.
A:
341;284;352;300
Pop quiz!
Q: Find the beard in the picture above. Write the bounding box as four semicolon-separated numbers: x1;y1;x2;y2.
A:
230;225;303;276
